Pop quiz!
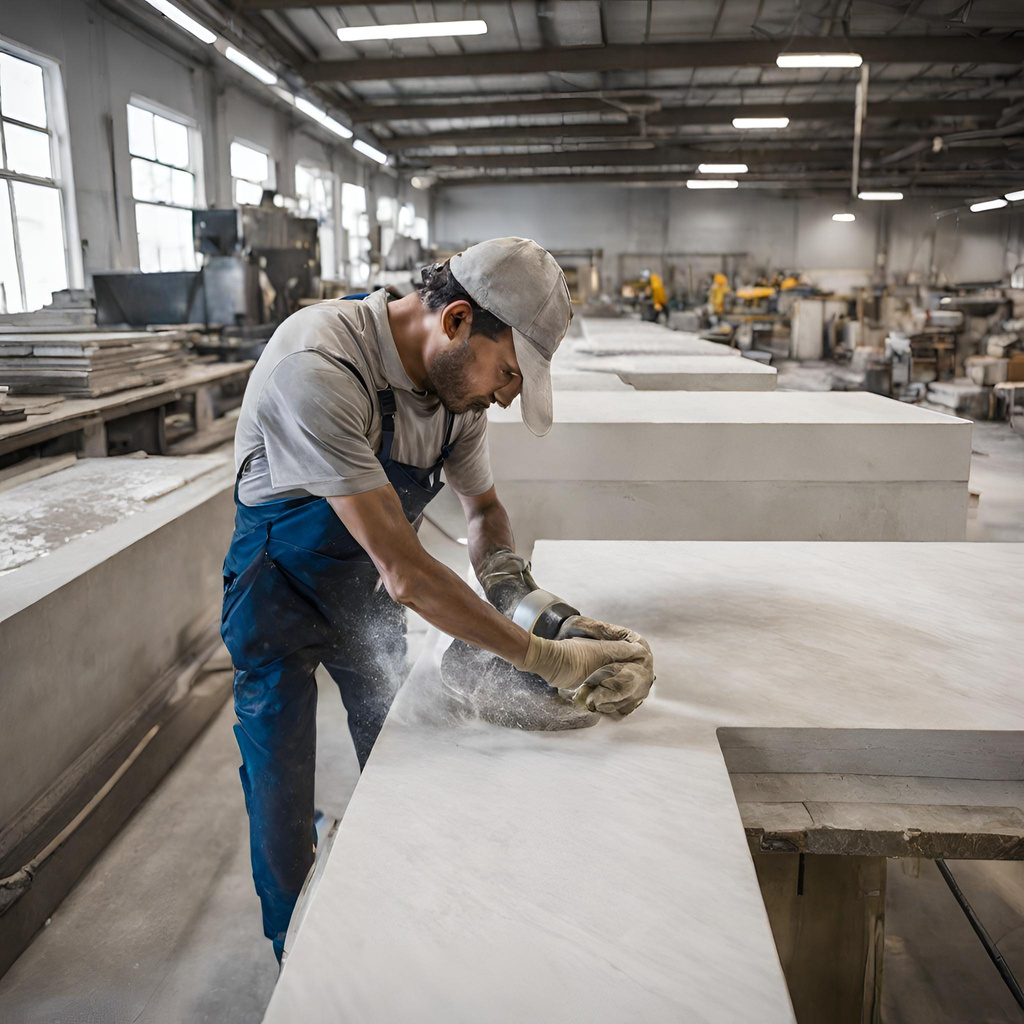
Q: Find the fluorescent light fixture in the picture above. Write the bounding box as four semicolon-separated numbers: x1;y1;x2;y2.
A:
776;52;862;68
697;163;748;174
142;0;217;44
411;175;435;189
732;117;789;129
970;198;1008;212
353;139;388;165
295;97;326;122
1004;189;1024;202
686;179;739;190
858;190;903;201
337;19;487;43
832;213;856;222
322;116;353;140
225;46;277;86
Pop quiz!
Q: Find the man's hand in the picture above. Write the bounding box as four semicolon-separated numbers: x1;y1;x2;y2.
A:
555;615;655;715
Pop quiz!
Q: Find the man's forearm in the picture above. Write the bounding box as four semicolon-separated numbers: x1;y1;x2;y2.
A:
390;550;529;664
465;498;516;579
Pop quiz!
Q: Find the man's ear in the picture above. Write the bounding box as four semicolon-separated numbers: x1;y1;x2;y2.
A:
441;300;473;341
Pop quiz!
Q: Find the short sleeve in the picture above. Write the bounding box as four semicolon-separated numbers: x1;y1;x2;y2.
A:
257;350;388;497
443;409;493;497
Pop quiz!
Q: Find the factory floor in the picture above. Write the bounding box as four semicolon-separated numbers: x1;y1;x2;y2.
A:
1;421;1023;1023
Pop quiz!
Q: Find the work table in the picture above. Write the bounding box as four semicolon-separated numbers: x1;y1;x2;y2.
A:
263;541;1024;1023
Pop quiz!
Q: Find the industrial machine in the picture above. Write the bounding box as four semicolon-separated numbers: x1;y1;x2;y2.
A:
94;204;319;332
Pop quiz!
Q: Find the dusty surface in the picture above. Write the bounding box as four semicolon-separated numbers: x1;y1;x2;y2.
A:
0;455;227;573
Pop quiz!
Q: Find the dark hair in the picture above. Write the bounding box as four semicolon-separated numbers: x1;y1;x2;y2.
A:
419;259;509;341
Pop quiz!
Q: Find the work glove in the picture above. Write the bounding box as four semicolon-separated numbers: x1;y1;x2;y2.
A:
555;615;655;716
514;627;653;715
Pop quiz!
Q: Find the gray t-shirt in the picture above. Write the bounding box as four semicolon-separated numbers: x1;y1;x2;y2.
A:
234;289;493;506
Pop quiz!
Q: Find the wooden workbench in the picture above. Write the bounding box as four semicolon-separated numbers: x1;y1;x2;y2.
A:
0;361;253;460
263;541;1023;1024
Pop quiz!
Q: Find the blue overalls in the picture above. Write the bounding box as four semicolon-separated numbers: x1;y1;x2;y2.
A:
221;352;456;961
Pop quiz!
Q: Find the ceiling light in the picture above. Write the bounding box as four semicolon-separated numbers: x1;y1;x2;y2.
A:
776;53;862;68
295;97;326;122
1004;189;1024;202
686;179;739;189
225;46;277;85
832;213;856;222
322;116;353;140
337;19;487;43
732;117;789;130
970;198;1008;212
411;175;436;189
353;139;388;165
142;0;217;44
858;190;903;201
697;163;748;174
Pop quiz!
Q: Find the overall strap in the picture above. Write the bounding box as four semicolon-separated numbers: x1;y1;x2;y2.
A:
237;355;377;483
377;386;398;463
325;354;397;467
431;410;457;488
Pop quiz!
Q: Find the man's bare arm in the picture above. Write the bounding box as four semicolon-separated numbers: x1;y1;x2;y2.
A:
455;485;516;580
327;484;528;664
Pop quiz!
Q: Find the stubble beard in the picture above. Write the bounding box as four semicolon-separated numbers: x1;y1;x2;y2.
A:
422;341;486;414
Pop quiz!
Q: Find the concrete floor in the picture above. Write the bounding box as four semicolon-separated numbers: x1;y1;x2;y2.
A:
1;416;1022;1023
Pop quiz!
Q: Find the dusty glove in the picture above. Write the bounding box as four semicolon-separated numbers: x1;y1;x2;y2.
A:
555;615;655;715
514;631;648;698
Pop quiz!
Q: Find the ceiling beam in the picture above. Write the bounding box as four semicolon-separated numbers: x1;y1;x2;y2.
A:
350;96;652;122
382;100;1006;148
303;36;1024;82
417;144;1019;171
235;0;505;6
433;170;1024;192
647;99;1005;126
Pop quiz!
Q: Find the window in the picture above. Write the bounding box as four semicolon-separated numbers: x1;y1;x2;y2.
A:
231;140;272;207
127;100;200;273
0;47;72;312
376;195;397;258
295;163;336;279
341;182;369;285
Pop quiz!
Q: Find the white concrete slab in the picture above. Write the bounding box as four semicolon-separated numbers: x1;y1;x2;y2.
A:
577;355;777;391
0;455;234;837
576;317;740;358
265;541;1024;1024
551;369;631;392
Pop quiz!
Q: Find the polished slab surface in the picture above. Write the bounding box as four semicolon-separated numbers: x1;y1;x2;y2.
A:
264;542;1024;1024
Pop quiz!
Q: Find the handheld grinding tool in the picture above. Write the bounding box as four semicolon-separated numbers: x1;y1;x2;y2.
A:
439;552;598;731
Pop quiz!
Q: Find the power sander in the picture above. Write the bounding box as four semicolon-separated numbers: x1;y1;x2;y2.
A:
439;551;599;731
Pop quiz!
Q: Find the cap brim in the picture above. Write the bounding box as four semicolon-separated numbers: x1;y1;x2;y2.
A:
512;327;553;437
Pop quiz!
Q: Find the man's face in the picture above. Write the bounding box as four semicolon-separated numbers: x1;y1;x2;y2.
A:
423;300;522;415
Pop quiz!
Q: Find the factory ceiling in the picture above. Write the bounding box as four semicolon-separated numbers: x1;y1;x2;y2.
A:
158;0;1024;196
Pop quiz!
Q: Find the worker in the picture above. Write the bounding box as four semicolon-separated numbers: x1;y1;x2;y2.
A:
709;272;730;315
221;237;654;961
638;268;668;323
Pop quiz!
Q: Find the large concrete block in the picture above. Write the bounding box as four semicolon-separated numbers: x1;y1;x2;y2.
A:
264;541;1024;1024
435;392;971;545
0;456;234;837
576;354;777;391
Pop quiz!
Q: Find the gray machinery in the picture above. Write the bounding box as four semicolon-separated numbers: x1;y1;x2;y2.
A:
93;204;318;331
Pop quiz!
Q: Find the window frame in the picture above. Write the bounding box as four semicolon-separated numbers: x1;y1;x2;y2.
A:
127;95;205;273
0;35;82;311
230;137;274;207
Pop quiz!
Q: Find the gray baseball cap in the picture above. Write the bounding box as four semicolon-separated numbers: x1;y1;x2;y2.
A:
448;237;572;436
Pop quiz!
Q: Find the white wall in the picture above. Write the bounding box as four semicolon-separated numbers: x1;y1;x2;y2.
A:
435;183;1024;290
1;0;418;281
